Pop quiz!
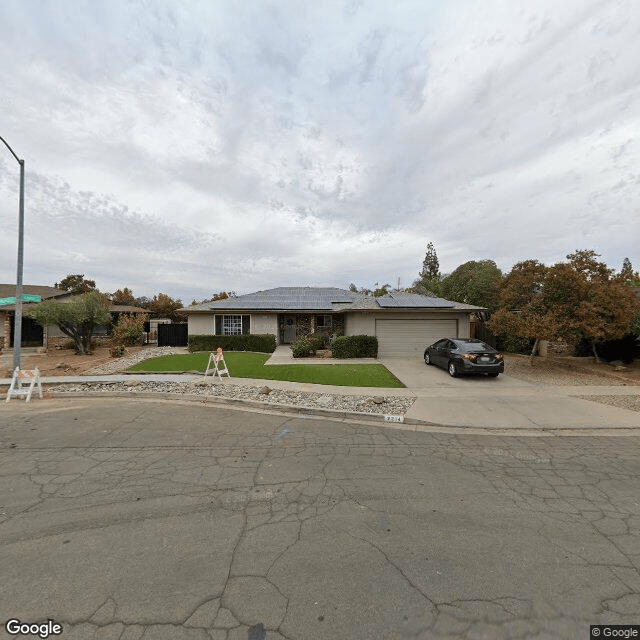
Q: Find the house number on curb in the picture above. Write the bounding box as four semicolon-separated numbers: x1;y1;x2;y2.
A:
384;415;404;423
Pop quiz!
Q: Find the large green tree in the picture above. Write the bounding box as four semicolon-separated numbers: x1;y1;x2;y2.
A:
55;274;97;294
440;260;503;312
26;290;111;354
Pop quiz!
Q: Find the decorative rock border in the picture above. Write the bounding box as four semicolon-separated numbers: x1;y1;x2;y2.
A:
49;380;415;416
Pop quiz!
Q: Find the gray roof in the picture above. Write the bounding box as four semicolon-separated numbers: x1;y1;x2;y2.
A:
186;287;355;311
184;287;485;313
0;284;67;300
376;293;454;308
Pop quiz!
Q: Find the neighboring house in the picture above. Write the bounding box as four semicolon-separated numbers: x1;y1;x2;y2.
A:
0;284;72;349
182;286;484;357
0;284;147;349
43;304;149;346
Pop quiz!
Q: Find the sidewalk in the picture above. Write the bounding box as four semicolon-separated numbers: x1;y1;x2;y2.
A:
264;344;378;365
2;370;639;431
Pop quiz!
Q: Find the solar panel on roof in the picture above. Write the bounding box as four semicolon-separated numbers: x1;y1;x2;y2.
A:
376;294;455;308
202;287;355;310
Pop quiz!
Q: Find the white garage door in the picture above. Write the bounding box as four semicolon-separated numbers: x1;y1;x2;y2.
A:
376;319;458;357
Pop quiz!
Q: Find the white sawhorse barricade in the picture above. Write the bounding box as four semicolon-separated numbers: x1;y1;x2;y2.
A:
6;368;43;403
204;348;231;378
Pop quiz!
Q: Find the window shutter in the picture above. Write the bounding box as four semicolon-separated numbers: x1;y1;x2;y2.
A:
242;315;250;335
215;316;222;335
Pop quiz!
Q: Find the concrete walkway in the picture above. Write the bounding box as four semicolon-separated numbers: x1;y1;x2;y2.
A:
264;344;378;365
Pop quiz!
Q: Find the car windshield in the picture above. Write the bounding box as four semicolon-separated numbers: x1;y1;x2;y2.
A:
456;340;494;352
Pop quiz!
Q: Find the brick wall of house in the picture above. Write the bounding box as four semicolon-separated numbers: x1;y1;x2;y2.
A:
1;312;11;350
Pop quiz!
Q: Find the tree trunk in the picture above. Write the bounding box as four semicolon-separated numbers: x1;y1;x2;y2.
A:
591;340;601;363
80;327;92;355
529;338;539;364
57;323;85;354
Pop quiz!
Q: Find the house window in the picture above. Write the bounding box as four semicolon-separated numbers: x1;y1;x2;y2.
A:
216;315;250;335
316;315;332;328
223;315;243;335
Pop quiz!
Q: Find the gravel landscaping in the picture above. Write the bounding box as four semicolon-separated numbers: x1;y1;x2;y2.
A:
504;355;637;386
49;380;415;416
83;347;189;374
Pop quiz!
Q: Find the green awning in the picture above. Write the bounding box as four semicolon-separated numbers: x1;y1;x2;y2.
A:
0;293;42;306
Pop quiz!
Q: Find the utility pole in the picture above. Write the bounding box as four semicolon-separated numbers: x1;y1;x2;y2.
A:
0;135;25;370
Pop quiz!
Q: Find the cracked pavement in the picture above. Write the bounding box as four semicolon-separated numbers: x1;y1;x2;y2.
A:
1;398;640;639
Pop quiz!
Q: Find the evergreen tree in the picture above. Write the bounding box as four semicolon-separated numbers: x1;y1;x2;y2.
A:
420;242;440;280
620;257;640;284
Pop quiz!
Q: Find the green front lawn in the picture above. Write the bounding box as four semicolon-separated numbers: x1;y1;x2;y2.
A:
128;352;404;388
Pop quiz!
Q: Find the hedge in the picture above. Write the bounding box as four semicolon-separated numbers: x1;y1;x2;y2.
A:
188;334;277;353
330;335;378;358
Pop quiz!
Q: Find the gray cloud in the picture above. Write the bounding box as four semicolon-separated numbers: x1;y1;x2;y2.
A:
1;0;638;301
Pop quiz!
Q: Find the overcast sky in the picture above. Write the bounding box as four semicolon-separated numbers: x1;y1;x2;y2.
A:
1;0;638;303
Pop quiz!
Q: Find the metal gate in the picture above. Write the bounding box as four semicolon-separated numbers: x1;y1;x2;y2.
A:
157;323;188;347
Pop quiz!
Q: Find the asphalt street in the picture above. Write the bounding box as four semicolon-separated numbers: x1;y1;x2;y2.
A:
1;398;640;640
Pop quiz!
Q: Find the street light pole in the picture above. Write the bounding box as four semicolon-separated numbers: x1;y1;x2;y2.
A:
0;135;25;370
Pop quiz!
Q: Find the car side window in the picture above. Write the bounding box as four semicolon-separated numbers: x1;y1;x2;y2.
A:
434;339;446;349
447;341;457;350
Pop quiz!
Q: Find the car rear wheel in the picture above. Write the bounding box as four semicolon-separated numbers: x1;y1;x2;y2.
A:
448;362;458;377
424;352;431;365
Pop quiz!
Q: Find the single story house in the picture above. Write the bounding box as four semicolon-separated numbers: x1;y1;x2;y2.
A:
0;284;72;349
0;284;147;349
182;286;485;357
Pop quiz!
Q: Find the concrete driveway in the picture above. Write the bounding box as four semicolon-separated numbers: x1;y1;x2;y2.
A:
2;398;640;640
380;357;640;430
380;356;531;390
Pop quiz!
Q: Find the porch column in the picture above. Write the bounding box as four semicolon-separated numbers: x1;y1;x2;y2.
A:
311;315;316;334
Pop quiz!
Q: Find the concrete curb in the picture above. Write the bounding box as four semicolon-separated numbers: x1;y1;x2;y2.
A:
32;389;640;437
47;389;416;426
119;370;203;375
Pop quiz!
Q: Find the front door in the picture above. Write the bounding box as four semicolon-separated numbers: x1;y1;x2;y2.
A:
283;316;296;343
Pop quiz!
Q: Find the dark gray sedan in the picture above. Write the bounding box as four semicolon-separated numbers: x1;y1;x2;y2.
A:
424;338;504;377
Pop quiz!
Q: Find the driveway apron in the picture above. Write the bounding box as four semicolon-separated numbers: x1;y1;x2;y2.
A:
380;357;640;430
